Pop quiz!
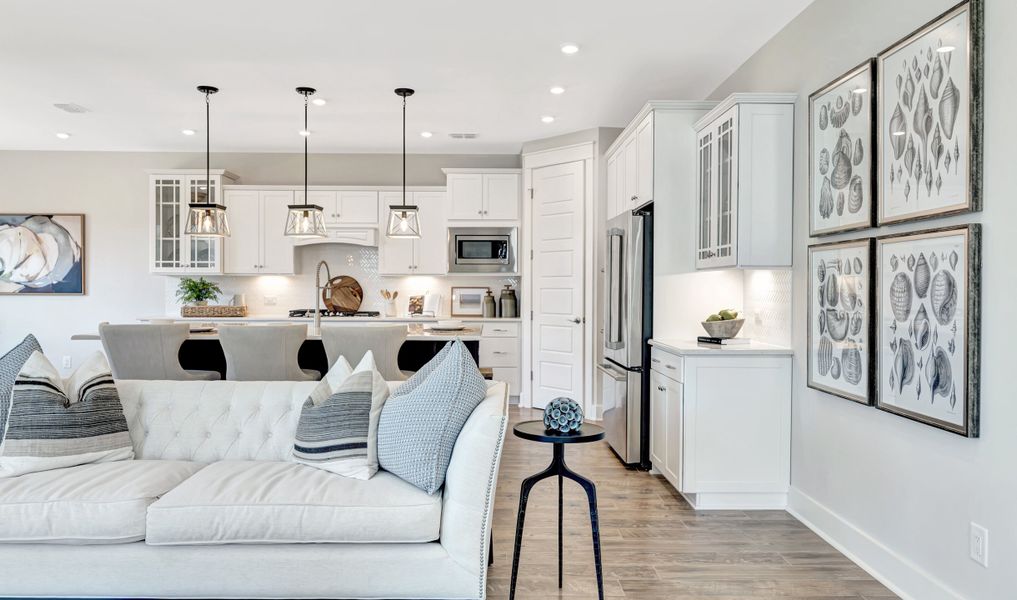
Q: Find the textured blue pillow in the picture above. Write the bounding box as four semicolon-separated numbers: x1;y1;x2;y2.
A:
390;341;452;399
377;339;487;494
0;335;42;438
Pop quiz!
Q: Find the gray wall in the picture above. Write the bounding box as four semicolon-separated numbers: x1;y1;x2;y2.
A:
711;1;1014;598
0;150;519;370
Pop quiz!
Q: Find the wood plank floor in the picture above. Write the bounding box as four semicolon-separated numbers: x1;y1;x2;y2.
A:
486;407;897;599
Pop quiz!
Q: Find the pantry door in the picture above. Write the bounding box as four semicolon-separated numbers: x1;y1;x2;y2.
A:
530;161;585;409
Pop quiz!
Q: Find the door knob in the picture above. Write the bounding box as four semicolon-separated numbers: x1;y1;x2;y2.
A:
570;317;582;324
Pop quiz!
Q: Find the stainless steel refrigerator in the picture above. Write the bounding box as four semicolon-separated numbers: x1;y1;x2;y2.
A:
599;206;652;467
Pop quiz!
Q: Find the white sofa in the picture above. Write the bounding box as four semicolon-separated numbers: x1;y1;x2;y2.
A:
0;379;509;600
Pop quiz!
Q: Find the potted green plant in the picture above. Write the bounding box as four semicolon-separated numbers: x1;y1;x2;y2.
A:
175;277;222;306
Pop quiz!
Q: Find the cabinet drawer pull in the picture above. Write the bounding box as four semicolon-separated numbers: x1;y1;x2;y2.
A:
651;358;661;363
493;328;508;332
658;385;666;392
665;364;677;370
492;351;509;355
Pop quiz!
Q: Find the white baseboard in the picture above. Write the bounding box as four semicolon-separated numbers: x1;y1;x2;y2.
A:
787;487;965;600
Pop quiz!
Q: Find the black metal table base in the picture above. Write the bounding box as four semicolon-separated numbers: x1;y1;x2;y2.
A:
508;443;604;600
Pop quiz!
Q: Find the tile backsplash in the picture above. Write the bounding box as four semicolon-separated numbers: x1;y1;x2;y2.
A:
163;244;518;317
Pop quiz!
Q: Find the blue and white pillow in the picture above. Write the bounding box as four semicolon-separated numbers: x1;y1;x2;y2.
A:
377;340;487;494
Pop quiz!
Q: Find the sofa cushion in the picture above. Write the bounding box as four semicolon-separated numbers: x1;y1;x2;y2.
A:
378;340;487;494
0;460;203;544
0;334;42;439
145;460;442;545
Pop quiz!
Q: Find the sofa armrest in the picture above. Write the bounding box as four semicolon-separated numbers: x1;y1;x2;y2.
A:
440;381;509;597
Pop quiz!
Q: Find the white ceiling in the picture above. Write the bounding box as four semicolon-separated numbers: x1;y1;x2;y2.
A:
0;0;811;154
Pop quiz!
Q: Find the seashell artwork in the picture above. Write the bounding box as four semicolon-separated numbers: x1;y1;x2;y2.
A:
848;176;864;214
931;125;944;170
930;56;944;99
939;77;960;140
913;89;933;168
930;270;958;326
906;254;916;271
949;249;959;270
830;358;842;380
889;104;907;158
850;312;863;336
904;136;915;177
825;272;840;307
936;173;943;195
851;89;863;116
890;255;899;271
953;139;960;173
817;336;833;376
889;272;913;322
912;304;931;350
903;71;915;110
891;338;916;394
831;151;852;189
914;253;931;298
842;347;863;385
839;276;858;310
853;257;863;273
818;310;826;335
817;260;826;283
819;104;829;130
835;129;853;159
925;347;953;399
904;180;911;202
818;148;830;175
826;309;850;342
836;192;845;216
929;253;939;271
819;177;834;219
844;260;852;275
830;96;850;128
852;138;864;167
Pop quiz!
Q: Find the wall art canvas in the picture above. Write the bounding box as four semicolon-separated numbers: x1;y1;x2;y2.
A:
0;214;85;295
808;239;874;404
809;61;876;236
877;0;983;224
876;225;980;437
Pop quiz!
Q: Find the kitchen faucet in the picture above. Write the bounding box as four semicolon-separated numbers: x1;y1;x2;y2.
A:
313;260;332;334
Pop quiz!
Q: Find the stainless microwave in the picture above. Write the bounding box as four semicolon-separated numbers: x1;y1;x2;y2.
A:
448;227;517;273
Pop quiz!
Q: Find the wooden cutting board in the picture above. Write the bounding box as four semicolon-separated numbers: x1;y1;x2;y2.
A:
322;275;363;313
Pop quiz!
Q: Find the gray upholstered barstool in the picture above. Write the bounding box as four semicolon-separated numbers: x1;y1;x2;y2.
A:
99;323;220;381
219;323;320;381
320;324;407;381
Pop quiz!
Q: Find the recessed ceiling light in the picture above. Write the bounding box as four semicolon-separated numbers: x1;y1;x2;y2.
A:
541;115;555;124
937;45;956;53
550;86;566;95
181;129;196;136
312;98;327;106
299;129;311;136
560;43;580;55
420;131;433;138
55;132;71;140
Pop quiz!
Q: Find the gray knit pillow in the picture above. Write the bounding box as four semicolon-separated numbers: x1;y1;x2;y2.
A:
0;334;42;437
377;340;487;494
390;341;452;399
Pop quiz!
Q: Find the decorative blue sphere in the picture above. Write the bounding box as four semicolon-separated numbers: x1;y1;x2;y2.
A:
543;397;584;434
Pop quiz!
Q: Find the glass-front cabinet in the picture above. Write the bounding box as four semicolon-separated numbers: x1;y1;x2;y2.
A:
148;169;237;274
695;105;738;269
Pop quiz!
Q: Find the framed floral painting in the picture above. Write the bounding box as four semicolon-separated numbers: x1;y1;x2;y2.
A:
0;214;85;295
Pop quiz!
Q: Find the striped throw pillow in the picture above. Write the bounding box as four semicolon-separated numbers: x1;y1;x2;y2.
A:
0;351;133;478
293;367;389;480
0;334;42;440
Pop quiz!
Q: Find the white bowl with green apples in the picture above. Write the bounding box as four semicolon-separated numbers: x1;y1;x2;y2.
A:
701;309;744;339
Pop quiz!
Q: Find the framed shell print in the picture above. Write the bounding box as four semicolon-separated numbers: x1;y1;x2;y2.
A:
808;239;874;404
809;61;876;236
0;214;85;295
876;0;983;224
876;224;980;437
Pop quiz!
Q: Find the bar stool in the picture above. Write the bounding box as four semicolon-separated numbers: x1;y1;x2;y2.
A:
99;323;220;381
320;324;407;381
219;324;320;381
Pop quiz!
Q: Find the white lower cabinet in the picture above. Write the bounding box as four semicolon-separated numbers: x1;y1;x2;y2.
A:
470;320;521;396
649;345;791;510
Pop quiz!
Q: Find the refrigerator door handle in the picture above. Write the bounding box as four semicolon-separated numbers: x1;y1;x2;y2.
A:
597;363;627;381
605;227;625;350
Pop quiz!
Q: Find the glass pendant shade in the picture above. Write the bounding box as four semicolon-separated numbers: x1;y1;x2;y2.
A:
185;203;230;237
285;204;328;238
386;204;421;238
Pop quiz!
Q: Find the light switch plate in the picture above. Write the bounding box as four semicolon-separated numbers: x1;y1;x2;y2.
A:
264;296;277;306
970;522;988;567
61;356;73;369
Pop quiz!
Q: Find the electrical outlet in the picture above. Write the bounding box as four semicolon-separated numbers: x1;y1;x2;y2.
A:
62;356;72;370
264;296;277;306
970;522;989;567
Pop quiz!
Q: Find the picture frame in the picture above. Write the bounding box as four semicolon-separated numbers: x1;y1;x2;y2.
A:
876;0;983;225
450;286;488;317
0;214;86;295
875;224;980;437
809;60;877;236
807;238;875;405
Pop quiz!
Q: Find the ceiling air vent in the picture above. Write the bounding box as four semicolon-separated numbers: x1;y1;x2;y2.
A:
53;103;90;114
448;133;478;140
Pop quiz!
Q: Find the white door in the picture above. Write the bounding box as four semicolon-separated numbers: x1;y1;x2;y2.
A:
223;190;261;275
378;192;415;275
483;173;520;220
412;191;447;274
447;174;484;219
338;191;379;225
259;191;295;274
530;161;585;409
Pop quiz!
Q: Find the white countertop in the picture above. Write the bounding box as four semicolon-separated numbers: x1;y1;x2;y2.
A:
73;323;483;343
139;314;521;324
649;338;793;356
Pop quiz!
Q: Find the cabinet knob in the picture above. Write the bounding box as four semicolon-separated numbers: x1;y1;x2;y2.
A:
631;195;638;201
478;210;483;215
658;385;666;392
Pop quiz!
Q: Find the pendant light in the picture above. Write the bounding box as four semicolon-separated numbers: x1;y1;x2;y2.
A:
185;85;230;237
386;88;421;238
285;87;327;238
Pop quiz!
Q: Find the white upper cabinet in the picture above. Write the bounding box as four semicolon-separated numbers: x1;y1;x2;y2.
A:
378;191;447;275
443;169;520;222
296;190;379;226
635;113;654;207
223;189;295;275
694;94;795;269
148;169;237;275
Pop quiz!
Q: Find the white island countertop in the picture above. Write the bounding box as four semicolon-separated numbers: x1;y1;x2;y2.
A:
650;338;793;356
73;323;483;343
138;315;521;324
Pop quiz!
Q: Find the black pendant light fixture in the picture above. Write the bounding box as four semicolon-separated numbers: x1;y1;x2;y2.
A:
386;87;421;239
185;85;230;237
285;86;327;238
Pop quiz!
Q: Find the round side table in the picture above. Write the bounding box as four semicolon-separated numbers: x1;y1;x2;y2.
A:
508;420;605;600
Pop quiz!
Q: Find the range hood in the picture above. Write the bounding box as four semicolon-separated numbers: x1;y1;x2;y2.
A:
292;228;378;247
